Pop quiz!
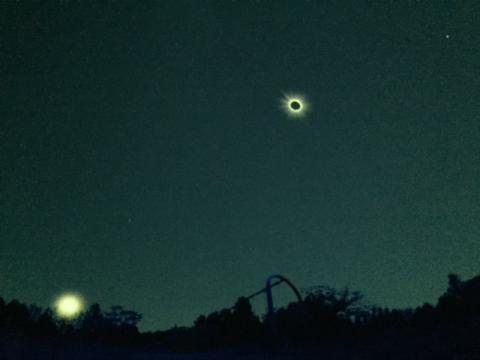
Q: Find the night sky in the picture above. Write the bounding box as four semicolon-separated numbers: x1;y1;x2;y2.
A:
2;1;480;331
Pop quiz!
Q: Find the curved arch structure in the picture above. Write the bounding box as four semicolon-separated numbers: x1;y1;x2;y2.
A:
265;274;302;316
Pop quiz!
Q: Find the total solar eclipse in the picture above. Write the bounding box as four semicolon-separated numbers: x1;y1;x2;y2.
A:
281;93;309;118
290;101;301;110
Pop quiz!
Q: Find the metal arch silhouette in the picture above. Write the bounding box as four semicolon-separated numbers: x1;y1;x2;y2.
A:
265;274;302;316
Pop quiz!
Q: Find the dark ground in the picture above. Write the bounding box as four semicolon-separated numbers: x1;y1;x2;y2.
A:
1;333;478;360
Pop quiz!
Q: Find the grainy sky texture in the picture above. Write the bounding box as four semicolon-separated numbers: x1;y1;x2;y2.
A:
2;1;480;331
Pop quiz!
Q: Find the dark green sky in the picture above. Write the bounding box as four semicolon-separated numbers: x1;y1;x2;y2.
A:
2;1;480;331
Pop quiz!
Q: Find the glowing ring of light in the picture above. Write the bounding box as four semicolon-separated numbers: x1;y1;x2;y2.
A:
281;93;309;118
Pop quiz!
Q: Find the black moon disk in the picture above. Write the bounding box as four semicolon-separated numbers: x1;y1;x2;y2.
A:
290;101;301;110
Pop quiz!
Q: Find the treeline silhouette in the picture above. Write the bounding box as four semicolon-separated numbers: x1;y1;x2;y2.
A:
2;273;480;358
0;299;142;346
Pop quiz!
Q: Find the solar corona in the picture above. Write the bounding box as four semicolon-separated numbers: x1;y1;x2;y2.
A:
281;93;309;118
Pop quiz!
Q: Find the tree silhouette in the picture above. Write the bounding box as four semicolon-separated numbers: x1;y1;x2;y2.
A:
2;300;32;334
230;297;261;345
35;308;57;337
79;303;108;340
437;273;480;330
4;272;480;358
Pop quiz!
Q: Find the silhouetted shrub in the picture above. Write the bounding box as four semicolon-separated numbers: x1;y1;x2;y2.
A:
4;271;480;357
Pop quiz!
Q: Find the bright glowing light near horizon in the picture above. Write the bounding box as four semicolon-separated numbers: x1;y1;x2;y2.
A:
281;93;309;118
55;293;84;319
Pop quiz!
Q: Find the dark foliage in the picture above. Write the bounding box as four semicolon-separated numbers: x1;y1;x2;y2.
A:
0;297;141;347
3;272;480;358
